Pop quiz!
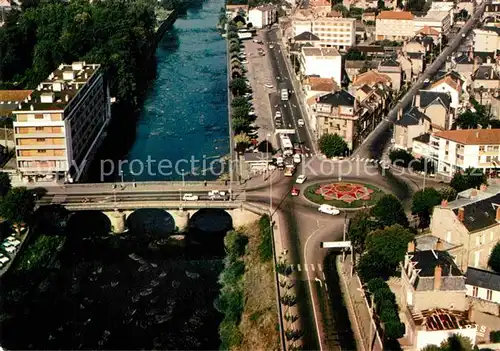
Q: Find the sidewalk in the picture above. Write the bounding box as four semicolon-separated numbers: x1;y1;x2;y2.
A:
337;255;384;351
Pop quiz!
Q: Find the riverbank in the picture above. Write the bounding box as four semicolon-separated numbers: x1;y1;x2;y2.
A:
155;9;178;44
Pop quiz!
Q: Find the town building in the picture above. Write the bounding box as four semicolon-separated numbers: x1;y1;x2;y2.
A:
12;62;111;183
375;11;415;41
351;69;392;89
472;65;500;105
413;9;451;34
378;58;402;91
248;4;276;29
430;185;500;272
430;129;500;178
225;4;249;19
428;72;464;109
473;27;500;53
291;11;356;50
399;242;477;351
299;47;342;85
0;0;11;26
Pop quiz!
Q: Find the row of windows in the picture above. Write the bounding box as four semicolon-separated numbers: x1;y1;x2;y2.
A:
471;286;493;301
313;27;352;32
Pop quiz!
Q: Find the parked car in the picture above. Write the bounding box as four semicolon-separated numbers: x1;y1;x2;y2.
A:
318;204;340;216
293;154;301;164
208;190;226;200
182;194;199;201
296;175;307;184
269;45;274;48
291;187;300;196
298;119;305;127
275;111;282;119
265;84;273;89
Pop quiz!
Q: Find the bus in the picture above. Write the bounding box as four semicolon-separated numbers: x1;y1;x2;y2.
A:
279;83;289;101
280;134;293;156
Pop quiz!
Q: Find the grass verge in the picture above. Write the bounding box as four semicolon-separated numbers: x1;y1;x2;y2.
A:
304;182;385;208
220;218;279;351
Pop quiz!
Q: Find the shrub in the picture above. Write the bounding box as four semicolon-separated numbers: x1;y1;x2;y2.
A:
258;215;273;262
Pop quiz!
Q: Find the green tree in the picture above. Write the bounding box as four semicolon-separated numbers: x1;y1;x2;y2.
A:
229;78;247;96
439;186;457;201
345;48;365;60
439;334;474;351
421;345;441;351
411;187;442;228
389;149;414;167
348;210;376;254
0;187;35;233
224;230;248;257
364;224;414;278
231;96;248;108
232;117;250;133
227;31;239;40
488;242;500;272
332;4;349;16
0;172;12;197
450;168;487;192
319;133;348;158
231;105;250;120
371;194;408;227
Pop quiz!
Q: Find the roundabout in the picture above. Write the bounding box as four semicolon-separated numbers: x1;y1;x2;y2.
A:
304;181;385;209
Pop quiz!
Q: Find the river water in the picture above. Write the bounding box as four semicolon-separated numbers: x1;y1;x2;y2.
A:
124;0;229;181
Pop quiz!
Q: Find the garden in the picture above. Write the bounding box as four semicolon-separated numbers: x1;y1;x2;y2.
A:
305;182;385;208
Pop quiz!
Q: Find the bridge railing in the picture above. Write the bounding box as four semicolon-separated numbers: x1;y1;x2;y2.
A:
64;200;244;211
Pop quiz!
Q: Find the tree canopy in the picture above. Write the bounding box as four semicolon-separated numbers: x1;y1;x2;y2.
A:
388;149;414;167
348;210;376;254
453;101;500;129
319;133;348;158
230;78;248;96
0;187;35;226
488;242;500;273
449;168;487;192
422;334;475;351
0;172;12;197
370;194;408;227
411;187;442;228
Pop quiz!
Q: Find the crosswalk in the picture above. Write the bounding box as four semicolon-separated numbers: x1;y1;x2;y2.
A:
351;157;387;165
290;263;323;272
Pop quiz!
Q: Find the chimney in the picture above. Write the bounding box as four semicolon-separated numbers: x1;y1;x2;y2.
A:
458;207;465;222
30;105;34;111
435;238;443;251
496;206;500;221
471;189;478;198
441;199;448;207
434;264;442;290
408;240;415;253
476;131;479;138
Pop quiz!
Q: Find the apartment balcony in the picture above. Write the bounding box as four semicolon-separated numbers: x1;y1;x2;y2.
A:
16;155;67;161
15;133;65;138
15;144;66;150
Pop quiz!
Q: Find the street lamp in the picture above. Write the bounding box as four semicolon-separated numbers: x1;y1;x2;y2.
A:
120;169;124;188
181;170;186;188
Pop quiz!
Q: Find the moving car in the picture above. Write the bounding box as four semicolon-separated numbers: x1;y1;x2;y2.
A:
318;204;340;216
182;194;199;201
291;187;300;196
241;60;248;64
296;175;307;184
298;119;305;127
208;190;226;200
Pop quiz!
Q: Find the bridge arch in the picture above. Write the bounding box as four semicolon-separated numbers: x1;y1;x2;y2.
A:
189;208;233;233
65;210;112;236
126;209;176;237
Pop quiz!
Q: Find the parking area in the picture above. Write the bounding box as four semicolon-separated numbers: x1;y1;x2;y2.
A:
242;33;276;145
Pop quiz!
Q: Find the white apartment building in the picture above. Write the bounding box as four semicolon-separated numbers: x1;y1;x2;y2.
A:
12;62;111;183
473;27;500;53
466;267;500;305
375;11;415;41
292;12;356;50
248;4;276;29
430;129;500;177
299;47;342;86
413;11;451;34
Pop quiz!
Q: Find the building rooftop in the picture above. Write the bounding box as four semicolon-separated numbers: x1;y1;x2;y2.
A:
352;69;391;87
302;47;340;57
377;11;414;20
407;52;424;60
409;250;464;291
13;62;100;113
253;4;275;12
412;309;474;331
419;90;451;109
433;129;500;145
422;10;450;21
395;106;429;127
413;132;431;144
431;75;462;92
414;234;456;251
474;65;500;81
294;31;321;41
466;267;500;291
316;90;355;107
0;90;33;104
451;192;500;232
418;25;440;36
303;76;339;92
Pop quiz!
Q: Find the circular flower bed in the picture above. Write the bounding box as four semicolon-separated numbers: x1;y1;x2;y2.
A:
314;182;374;203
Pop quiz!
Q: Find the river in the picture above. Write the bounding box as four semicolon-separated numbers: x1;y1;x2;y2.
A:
123;0;229;182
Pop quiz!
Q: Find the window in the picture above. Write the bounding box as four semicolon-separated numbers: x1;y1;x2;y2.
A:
480;146;485;152
486;289;493;300
35;127;44;131
38;150;46;153
472;286;478;297
474;250;481;267
34;114;43;119
36;138;45;142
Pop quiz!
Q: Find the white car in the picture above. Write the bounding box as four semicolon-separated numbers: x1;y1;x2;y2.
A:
296;175;307;184
318;204;340;216
265;84;273;89
293;154;301;164
182;194;199;201
269;45;274;48
275;111;282;119
298;119;305;127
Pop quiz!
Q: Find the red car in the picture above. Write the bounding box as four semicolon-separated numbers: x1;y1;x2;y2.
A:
291;187;300;196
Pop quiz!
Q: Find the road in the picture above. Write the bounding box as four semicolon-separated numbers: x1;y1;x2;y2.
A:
263;28;316;155
353;0;486;160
